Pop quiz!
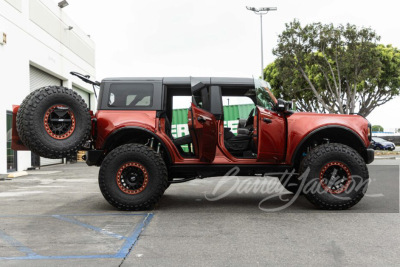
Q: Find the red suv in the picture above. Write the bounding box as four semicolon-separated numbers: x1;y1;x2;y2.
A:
12;75;374;210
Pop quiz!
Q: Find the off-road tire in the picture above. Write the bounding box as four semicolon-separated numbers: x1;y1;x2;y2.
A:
99;144;168;211
300;143;369;210
16;86;91;158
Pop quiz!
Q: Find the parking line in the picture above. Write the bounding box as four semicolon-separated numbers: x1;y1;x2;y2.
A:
0;230;38;257
0;213;154;260
52;215;125;240
117;213;154;257
0;213;149;218
0;254;118;260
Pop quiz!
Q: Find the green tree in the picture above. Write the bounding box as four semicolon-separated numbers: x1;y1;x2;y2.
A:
266;20;400;116
371;125;384;132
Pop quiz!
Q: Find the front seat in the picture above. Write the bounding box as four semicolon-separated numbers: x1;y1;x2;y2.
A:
224;127;252;154
164;116;192;147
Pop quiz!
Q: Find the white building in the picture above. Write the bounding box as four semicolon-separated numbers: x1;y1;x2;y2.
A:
0;0;96;174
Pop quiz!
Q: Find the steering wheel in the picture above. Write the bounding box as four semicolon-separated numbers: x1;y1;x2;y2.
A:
244;108;254;128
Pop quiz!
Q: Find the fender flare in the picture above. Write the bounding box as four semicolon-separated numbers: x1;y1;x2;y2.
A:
291;125;367;165
102;126;172;165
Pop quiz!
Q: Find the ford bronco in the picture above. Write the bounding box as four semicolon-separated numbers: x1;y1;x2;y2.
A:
12;73;374;210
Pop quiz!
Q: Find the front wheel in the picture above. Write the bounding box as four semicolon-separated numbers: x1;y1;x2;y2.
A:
99;144;168;210
299;143;369;210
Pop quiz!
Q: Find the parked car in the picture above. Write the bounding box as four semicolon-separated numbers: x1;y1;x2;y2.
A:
371;137;395;151
11;73;374;210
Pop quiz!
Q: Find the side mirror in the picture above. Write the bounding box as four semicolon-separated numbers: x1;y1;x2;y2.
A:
276;99;292;112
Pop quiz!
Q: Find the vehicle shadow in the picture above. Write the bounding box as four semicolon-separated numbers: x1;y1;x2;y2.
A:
156;174;396;213
157;177;319;213
158;192;318;213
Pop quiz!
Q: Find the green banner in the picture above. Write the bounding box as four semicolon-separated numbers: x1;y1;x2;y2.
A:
171;104;254;139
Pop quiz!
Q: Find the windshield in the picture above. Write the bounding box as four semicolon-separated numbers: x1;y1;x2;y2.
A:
254;78;277;110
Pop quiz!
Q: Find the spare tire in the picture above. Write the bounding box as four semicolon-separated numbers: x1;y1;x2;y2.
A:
17;86;91;159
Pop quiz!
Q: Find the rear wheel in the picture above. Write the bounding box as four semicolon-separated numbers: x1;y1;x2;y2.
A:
99;144;168;210
16;86;90;158
299;143;369;210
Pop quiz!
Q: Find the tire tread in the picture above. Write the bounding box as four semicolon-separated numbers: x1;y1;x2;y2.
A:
99;143;168;211
300;143;369;210
16;86;91;158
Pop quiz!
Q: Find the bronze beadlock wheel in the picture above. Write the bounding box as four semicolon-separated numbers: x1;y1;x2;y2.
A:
16;86;91;159
116;162;149;194
43;105;76;139
319;161;352;194
99;143;168;211
300;143;369;210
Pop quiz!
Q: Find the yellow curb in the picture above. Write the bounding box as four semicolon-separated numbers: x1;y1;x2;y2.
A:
7;171;29;178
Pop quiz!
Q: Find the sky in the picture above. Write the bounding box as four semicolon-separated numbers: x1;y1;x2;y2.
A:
59;0;400;130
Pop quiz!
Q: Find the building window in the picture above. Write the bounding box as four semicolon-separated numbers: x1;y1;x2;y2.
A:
6;111;17;172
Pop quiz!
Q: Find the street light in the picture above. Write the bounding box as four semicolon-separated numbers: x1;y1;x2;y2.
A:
246;6;277;80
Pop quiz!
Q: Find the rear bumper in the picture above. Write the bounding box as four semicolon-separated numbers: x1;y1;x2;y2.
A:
366;148;374;164
11;105;29;151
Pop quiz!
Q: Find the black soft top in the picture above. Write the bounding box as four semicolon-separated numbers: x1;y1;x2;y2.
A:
102;77;254;87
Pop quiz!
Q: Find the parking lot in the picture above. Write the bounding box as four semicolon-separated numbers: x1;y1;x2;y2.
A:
0;158;399;266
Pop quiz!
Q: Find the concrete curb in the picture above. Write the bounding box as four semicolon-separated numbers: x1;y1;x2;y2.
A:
375;156;397;160
7;171;29;178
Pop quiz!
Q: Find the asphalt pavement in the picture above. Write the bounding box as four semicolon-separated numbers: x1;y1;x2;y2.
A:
0;159;399;266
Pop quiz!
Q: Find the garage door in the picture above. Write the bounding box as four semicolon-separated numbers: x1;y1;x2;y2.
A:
29;66;63;166
72;85;91;109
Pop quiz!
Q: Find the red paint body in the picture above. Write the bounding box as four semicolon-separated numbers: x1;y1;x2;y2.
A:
285;112;369;163
92;107;370;166
11;105;28;151
12;104;370;166
256;107;286;163
95;110;157;149
188;103;218;162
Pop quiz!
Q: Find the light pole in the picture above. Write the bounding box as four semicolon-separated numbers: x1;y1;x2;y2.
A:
246;6;277;80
